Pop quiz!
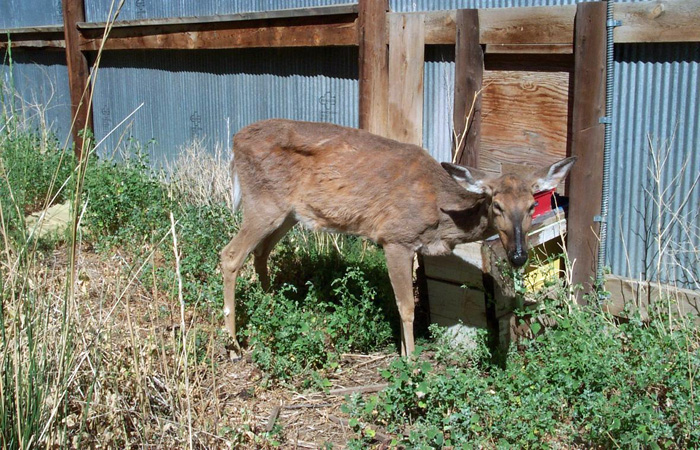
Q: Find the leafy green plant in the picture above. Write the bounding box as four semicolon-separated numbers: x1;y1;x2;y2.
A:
0;129;74;245
240;267;394;383
81;151;171;245
345;296;700;448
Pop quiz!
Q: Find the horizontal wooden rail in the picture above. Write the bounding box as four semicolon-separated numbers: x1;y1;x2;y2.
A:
0;26;65;49
78;15;359;50
604;275;700;322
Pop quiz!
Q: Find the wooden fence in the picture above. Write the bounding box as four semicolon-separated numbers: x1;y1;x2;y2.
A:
2;0;699;302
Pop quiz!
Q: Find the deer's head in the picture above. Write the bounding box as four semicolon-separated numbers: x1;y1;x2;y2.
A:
442;157;577;267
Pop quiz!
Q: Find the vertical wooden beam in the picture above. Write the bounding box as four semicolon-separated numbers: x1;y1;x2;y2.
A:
387;13;425;145
568;1;607;303
358;0;389;137
453;9;483;167
62;0;93;157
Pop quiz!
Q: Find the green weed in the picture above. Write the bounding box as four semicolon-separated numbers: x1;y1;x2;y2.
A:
345;295;700;448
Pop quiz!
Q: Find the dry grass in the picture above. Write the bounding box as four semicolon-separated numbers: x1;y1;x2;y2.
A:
0;237;396;448
166;138;235;211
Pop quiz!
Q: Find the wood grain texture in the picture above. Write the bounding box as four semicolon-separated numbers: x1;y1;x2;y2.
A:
453;9;483;168
79;16;358;50
388;13;425;146
567;1;607;302
485;44;573;54
604;275;700;321
479;5;577;45
427;280;487;329
479;70;571;175
62;0;93;157
614;0;700;43
422;6;577;45
358;0;389;136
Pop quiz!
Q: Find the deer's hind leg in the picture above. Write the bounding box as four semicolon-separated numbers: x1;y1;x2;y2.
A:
220;209;289;354
253;215;297;291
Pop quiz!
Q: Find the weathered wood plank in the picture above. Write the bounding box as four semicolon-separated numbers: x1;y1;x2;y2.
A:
453;9;483;167
614;0;700;44
427;280;488;329
479;5;577;45
422;5;577;46
421;1;700;46
604;275;700;321
485;44;573;54
79;17;358;50
358;0;389;136
62;0;93;157
567;1;607;302
0;39;65;49
387;13;425;146
0;25;64;34
423;10;457;45
479;70;571;175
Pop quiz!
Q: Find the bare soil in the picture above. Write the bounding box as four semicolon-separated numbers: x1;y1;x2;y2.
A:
54;243;399;449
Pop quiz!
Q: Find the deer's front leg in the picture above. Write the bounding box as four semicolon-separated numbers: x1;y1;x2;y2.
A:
384;243;417;357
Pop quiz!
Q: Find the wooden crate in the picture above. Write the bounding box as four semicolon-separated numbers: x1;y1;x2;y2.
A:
424;211;567;349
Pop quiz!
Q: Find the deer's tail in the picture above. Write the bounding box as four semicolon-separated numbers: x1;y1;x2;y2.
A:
230;156;242;212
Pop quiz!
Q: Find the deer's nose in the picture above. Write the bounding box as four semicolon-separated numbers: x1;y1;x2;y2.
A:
510;250;528;268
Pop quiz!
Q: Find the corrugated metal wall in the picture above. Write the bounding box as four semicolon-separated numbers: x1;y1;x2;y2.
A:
1;51;72;146
85;0;356;22
607;43;700;290
390;0;581;11
91;47;358;165
0;0;63;28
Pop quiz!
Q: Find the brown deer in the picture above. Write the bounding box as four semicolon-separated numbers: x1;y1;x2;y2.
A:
220;119;576;356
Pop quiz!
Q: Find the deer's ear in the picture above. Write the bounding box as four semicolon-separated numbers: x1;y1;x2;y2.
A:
531;156;577;192
441;162;492;195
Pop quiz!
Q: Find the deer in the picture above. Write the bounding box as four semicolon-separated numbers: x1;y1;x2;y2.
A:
220;119;577;357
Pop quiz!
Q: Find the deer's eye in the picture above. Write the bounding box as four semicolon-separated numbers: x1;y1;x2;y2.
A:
493;202;504;215
529;202;538;215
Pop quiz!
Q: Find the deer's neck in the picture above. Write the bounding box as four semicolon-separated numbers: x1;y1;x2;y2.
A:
419;197;494;256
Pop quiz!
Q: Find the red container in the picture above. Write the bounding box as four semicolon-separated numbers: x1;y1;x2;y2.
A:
533;189;555;218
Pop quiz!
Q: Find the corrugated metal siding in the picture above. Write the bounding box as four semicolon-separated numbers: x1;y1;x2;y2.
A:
90;47;358;166
390;0;581;11
424;45;455;163
1;50;72;145
85;0;356;22
607;43;700;289
0;0;63;28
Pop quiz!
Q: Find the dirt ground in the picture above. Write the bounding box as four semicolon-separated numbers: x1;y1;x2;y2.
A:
59;243;400;449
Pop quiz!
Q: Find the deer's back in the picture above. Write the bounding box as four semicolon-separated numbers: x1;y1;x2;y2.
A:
233;119;466;245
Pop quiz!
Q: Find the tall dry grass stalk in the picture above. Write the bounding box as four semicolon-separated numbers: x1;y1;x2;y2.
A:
166;137;235;211
641;133;700;332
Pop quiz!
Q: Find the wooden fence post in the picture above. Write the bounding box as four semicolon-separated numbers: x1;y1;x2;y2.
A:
568;1;607;303
358;0;389;137
453;9;483;167
387;13;425;145
62;0;93;158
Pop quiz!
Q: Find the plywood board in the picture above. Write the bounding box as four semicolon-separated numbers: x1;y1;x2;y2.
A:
479;70;571;174
423;241;484;288
427;280;487;329
604;275;700;322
